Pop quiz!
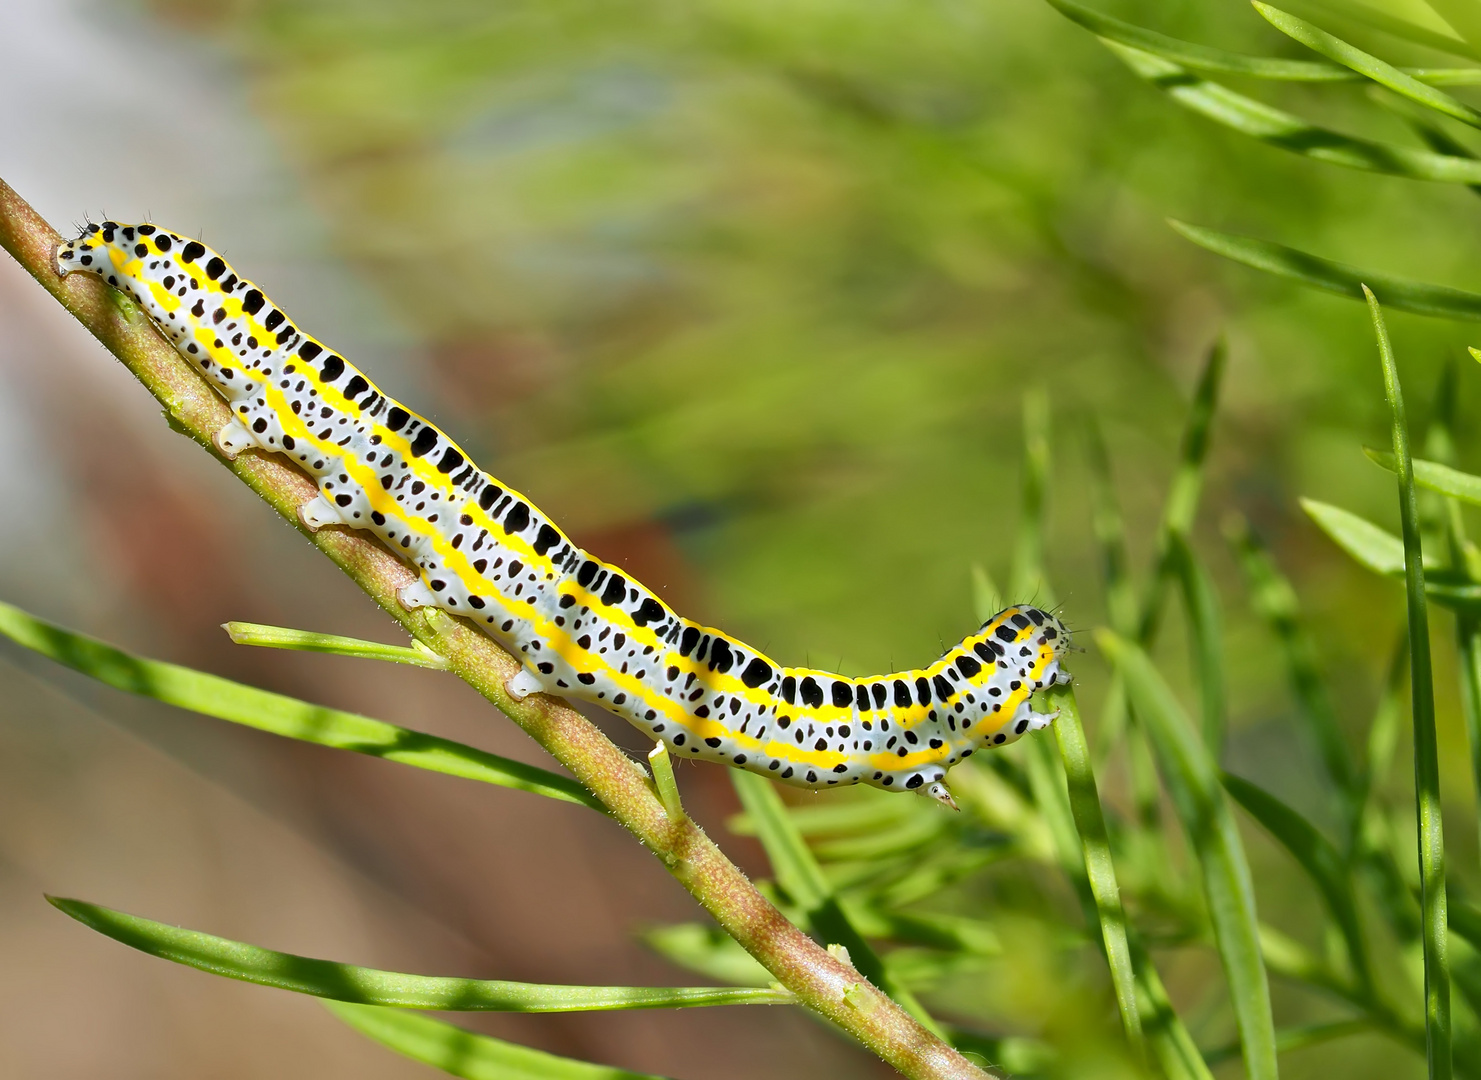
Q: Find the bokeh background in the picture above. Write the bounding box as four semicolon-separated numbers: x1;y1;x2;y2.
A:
5;0;1481;1076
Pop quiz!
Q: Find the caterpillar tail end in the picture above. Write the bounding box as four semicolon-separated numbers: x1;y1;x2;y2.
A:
925;782;959;811
53;241;72;278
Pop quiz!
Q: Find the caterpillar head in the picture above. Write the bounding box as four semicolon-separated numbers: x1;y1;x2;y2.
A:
53;221;117;281
925;780;959;810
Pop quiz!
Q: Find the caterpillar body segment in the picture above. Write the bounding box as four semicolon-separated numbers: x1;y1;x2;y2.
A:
55;221;1072;806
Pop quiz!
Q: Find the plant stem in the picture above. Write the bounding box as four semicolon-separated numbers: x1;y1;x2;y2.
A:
0;177;987;1080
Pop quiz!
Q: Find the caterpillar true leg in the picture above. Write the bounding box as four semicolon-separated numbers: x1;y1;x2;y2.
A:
55;221;1075;799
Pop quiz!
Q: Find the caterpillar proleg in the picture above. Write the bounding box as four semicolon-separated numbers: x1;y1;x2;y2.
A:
56;222;1071;807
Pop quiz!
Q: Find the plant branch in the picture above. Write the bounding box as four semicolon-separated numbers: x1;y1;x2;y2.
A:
0;177;986;1080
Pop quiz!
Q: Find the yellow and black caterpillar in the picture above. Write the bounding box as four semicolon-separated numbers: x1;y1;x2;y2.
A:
56;221;1071;807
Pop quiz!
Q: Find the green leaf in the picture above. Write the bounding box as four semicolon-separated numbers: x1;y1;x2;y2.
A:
49;897;792;1011
325;1001;669;1079
1301;497;1406;575
1096;631;1278;1080
639;924;774;987
1276;0;1478;59
1203;1018;1377;1067
726;771;943;1036
223;621;448;668
646;741;686;824
1254;4;1481;127
970;563;1003;626
1105;40;1481;183
1045;0;1477;81
728;796;916;839
1366;447;1481;506
1169;535;1227;752
1130;935;1218;1080
0;599;599;809
1368;288;1451;1078
1221;772;1371;986
1044;684;1146;1059
1225;515;1357;809
1143;338;1226;641
1172;220;1481;320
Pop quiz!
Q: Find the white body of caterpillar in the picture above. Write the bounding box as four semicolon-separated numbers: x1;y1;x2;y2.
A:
56;222;1070;807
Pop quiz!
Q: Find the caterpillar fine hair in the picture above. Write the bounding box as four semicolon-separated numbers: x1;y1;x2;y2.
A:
56;221;1072;808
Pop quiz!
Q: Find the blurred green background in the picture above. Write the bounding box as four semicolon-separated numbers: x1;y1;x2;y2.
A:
6;0;1481;1076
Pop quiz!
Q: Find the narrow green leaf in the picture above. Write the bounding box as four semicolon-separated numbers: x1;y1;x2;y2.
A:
222;621;449;668
639;924;774;987
945;1028;1055;1077
1044;684;1146;1059
1423;0;1481;57
1302;497;1406;575
1225;514;1357;809
1173;221;1481;319
1367;447;1481;506
1368;77;1481;198
647;741;686;824
50;897;791;1011
1143;338;1226;641
1277;0;1478;58
0;599;599;809
1106;41;1481;184
1369;287;1451;1079
1097;631;1278;1080
727;796;915;840
727;771;943;1036
1131;935;1218;1080
1255;4;1481;126
1222;772;1371;986
1203;1018;1376;1067
325;1001;669;1079
1169;535;1227;753
1045;0;1478;80
810;814;949;862
1450;898;1481;952
970;563;1003;626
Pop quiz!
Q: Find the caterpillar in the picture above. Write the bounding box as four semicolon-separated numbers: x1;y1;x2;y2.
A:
54;221;1071;808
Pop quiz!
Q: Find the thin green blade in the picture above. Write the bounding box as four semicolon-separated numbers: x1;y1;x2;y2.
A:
1096;631;1278;1080
1255;4;1481;127
325;1001;669;1079
0;599;598;809
1367;447;1481;506
727;771;943;1036
1043;684;1145;1059
1172;221;1481;320
1368;288;1451;1079
1107;41;1481;184
1222;772;1371;986
1301;498;1406;575
1046;0;1479;81
49;897;792;1011
223;621;449;668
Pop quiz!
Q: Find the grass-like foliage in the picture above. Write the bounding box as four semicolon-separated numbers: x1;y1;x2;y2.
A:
8;0;1481;1076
